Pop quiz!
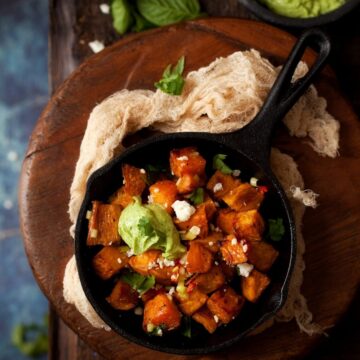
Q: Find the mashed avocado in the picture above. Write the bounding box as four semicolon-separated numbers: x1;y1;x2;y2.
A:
260;0;345;18
118;197;185;260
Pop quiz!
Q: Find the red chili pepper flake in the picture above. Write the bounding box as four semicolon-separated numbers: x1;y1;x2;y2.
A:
259;185;269;194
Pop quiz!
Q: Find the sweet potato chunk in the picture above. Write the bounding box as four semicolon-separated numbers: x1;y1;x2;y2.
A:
92;246;128;280
170;147;206;178
186;242;213;274
220;261;236;281
192;306;218;333
222;183;264;212
207;287;245;324
216;209;236;234
203;195;217;220
234;210;265;241
193;232;223;253
220;236;248;265
174;288;208;316
176;174;204;194
241;269;270;303
149;180;178;213
87;201;122;246
206;171;241;199
141;287;165;303
188;266;225;294
106;280;138;310
247;241;279;272
143;293;181;331
109;186;134;208
175;204;208;238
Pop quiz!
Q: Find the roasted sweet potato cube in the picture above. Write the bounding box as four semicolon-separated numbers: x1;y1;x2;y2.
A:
220;261;236;281
170;147;206;178
109;186;134;208
143;293;181;331
247;241;279;272
203;195;217;220
149;180;178;213
222;183;264;212
175;204;208;238
123;164;147;196
174;288;208;316
241;269;270;303
149;264;177;286
176;174;204;194
106;280;138;310
192;232;223;253
141;287;165;303
186;242;213;274
234;210;265;241
128;250;161;276
188;266;225;294
192;306;218;333
220;236;248;265
216;209;236;234
87;201;122;246
206;171;241;199
207;287;245;324
92;246;128;280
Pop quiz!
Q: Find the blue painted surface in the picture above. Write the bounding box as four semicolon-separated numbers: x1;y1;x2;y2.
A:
0;0;49;359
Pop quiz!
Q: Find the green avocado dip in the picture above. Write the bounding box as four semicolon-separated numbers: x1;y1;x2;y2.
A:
259;0;346;18
118;197;185;260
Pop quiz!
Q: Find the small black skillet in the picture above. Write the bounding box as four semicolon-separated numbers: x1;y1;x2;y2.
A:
75;29;331;354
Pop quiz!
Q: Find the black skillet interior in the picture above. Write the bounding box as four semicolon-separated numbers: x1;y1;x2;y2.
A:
75;29;331;354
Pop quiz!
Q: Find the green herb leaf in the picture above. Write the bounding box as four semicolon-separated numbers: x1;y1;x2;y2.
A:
212;154;233;175
138;216;155;237
268;218;285;241
188;188;204;205
121;271;156;295
154;56;186;95
132;9;155;32
111;0;133;34
137;0;201;26
182;317;192;338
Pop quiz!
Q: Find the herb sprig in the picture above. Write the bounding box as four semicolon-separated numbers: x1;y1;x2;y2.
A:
212;154;233;175
268;218;285;241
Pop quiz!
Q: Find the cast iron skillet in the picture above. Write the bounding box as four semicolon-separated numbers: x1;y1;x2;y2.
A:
75;29;331;354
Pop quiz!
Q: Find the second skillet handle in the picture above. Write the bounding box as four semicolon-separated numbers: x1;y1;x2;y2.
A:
223;29;331;166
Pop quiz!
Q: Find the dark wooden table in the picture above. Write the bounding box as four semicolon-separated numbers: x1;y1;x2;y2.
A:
47;1;360;359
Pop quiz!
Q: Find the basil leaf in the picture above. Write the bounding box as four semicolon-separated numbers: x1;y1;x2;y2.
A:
111;0;133;35
268;218;285;241
132;9;155;32
188;188;204;205
155;56;186;95
212;154;233;175
121;271;155;295
137;0;201;26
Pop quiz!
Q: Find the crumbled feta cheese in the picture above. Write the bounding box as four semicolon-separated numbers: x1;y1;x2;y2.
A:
147;261;156;270
214;261;219;266
213;183;223;193
171;200;195;222
189;226;201;236
163;259;175;267
148;195;153;204
168;287;175;296
231;237;237;245
157;258;164;269
88;40;105;53
208;241;214;246
123;178;126;185
232;169;241;177
153;187;159;193
134;307;143;315
171;274;178;282
237;263;254;277
242;243;248;253
213;315;219;323
140;168;146;174
157;328;163;336
90;229;98;238
214;201;220;207
109;241;113;246
147;323;155;332
177;156;188;161
179;255;187;265
117;258;122;264
126;249;134;257
99;3;110;14
7;150;18;162
250;177;258;187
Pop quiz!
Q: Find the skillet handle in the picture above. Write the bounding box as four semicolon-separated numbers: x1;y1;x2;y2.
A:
222;29;331;166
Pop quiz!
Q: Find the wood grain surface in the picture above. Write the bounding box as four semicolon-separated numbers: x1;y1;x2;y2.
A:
21;16;360;360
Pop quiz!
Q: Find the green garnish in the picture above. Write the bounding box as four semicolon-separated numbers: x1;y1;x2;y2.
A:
182;317;192;338
145;163;167;184
121;271;156;295
188;188;204;205
138;216;155;237
11;315;48;357
154;56;185;95
111;0;133;35
212;154;233;175
268;218;285;241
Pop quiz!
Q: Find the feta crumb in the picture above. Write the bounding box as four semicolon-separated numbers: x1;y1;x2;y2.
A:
177;156;188;161
123;178;126;185
140;168;146;174
117;258;122;264
147;261;156;270
157;328;163;336
189;226;201;236
157;258;164;269
168;287;175;296
90;229;98;238
126;249;134;257
214;201;220;207
213;183;223;193
213;315;219;323
179;255;187;265
88;40;105;53
214;261;219;266
163;259;175;267
232;169;241;177
153;187;159;193
171;200;195;222
171;274;178;282
231;237;237;245
134;307;143;315
208;241;214;246
7;150;18;162
3;199;13;210
148;195;153;204
99;3;110;14
109;241;113;246
237;263;254;277
242;243;248;253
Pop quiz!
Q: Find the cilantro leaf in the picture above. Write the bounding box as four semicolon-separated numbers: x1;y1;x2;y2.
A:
121;271;156;295
212;154;233;175
268;218;285;241
188;188;204;205
111;0;133;35
138;216;155;237
154;56;186;95
182;317;192;338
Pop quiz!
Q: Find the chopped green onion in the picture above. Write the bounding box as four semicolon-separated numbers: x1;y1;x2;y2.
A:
182;317;192;338
121;271;155;295
212;154;233;175
268;218;285;241
188;187;204;205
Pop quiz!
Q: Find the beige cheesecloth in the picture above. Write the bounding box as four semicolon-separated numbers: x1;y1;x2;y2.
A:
63;49;339;335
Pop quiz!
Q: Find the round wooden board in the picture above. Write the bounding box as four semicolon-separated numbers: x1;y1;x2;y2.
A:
20;18;360;360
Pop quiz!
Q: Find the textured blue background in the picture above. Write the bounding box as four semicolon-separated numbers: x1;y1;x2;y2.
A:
0;0;49;358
